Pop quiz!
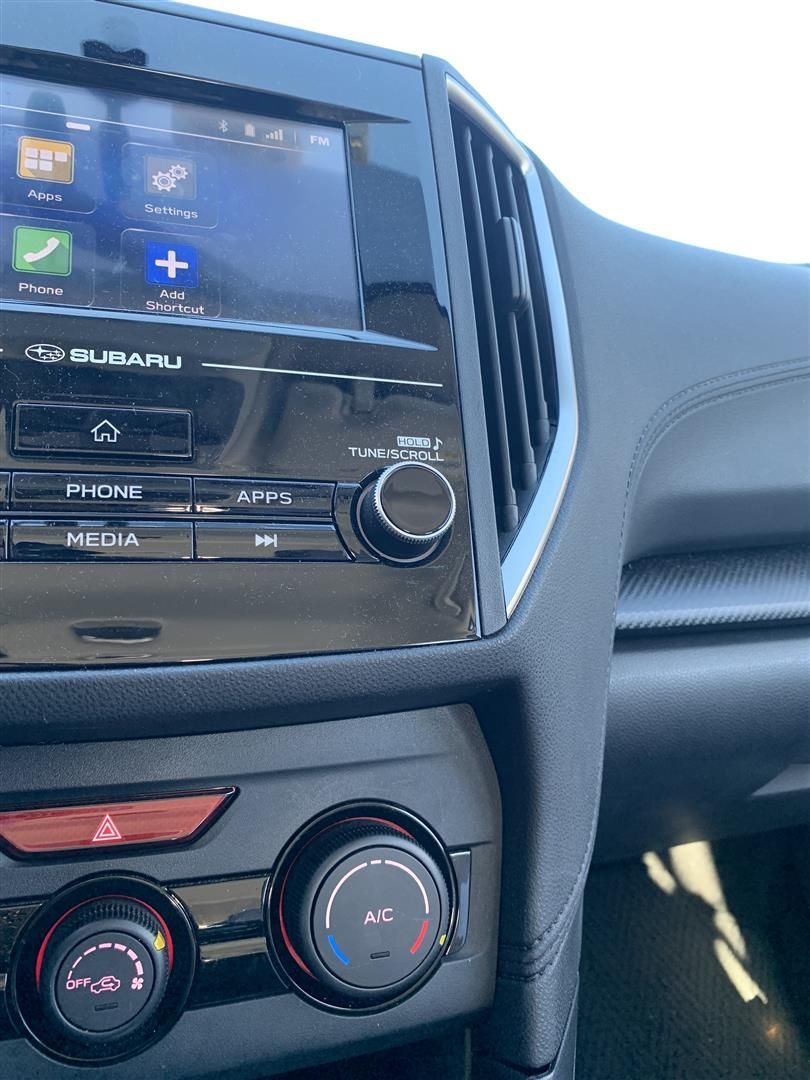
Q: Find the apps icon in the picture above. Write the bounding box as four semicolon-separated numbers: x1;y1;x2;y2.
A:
145;241;199;287
17;136;75;184
145;155;196;199
13;226;72;275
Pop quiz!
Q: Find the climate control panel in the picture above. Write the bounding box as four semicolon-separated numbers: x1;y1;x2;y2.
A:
0;803;475;1067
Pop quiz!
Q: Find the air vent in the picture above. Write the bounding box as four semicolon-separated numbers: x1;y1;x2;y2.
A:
450;101;558;545
447;79;577;615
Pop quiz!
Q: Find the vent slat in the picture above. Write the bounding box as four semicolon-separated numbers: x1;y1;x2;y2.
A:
514;178;557;444
504;167;551;450
458;125;518;532
451;104;559;549
482;145;537;493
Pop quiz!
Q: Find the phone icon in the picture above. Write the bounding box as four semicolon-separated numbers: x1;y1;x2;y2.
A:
13;226;72;276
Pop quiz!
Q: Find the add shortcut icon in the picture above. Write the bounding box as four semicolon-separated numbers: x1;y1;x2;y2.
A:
13;226;72;275
17;136;75;183
145;240;199;287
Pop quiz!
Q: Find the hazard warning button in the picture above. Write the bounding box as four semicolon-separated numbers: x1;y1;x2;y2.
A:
0;789;235;858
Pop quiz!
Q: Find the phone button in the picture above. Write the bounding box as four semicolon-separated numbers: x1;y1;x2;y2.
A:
1;214;94;307
11;473;193;514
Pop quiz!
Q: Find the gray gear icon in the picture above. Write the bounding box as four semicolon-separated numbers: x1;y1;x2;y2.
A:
151;170;177;192
169;163;189;180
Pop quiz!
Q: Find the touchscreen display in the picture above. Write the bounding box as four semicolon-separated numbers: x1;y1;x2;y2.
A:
0;73;362;329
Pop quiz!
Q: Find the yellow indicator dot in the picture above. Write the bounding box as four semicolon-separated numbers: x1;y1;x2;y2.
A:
153;931;166;952
439;934;447;947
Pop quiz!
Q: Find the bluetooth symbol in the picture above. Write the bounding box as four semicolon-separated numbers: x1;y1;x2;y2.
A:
218;120;229;133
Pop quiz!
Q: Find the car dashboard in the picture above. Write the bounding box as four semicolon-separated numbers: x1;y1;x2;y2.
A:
0;3;807;1078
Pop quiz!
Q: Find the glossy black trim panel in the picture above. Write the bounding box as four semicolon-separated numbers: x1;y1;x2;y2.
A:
0;15;481;666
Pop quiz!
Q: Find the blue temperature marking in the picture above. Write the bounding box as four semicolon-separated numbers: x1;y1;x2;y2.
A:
328;935;350;966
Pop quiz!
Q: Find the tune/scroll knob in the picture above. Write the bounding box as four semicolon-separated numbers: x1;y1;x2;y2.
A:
357;463;456;563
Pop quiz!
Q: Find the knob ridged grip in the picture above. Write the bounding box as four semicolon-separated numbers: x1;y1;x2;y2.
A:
358;463;456;562
38;898;171;1045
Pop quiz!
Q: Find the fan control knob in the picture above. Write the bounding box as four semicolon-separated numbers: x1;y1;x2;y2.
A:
37;897;171;1045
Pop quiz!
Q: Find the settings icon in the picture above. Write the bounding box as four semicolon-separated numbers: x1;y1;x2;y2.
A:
146;157;195;196
151;169;177;193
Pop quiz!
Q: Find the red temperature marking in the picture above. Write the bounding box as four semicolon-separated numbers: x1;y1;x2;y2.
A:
410;919;429;955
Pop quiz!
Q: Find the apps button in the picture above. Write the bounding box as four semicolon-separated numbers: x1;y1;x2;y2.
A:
13;226;72;275
1;126;95;213
145;241;199;287
17;136;74;183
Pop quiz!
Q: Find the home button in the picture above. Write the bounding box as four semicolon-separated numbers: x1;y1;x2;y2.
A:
13;403;193;459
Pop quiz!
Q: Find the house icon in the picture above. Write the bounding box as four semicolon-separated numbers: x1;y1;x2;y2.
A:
91;419;122;444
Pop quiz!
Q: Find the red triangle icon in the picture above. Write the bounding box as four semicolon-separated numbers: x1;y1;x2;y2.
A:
92;813;123;843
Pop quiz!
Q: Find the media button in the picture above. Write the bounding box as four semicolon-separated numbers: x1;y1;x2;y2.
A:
11;473;192;514
14;404;192;460
195;523;349;561
10;521;193;562
194;479;334;519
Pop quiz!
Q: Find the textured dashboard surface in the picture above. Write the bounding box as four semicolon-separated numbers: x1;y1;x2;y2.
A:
617;546;810;632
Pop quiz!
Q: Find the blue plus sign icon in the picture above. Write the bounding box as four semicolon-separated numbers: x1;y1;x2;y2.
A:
145;240;199;287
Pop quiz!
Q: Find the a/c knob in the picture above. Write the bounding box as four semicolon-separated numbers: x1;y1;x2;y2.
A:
274;818;452;1006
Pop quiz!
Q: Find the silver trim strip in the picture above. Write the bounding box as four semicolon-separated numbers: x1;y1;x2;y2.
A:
200;362;443;388
447;79;579;618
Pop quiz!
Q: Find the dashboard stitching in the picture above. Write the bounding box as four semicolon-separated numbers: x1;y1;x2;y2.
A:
497;354;810;969
631;363;810;499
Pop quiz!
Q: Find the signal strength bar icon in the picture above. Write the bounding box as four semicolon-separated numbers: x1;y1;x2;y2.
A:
265;128;285;142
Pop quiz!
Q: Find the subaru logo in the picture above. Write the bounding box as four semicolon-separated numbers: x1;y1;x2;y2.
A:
25;342;65;363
